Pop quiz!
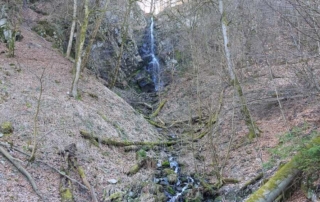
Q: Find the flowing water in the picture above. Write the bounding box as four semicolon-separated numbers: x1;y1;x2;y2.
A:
155;155;196;202
140;17;163;91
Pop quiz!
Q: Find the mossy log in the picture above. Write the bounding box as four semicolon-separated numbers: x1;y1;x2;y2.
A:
246;137;320;202
80;130;178;147
150;99;167;118
60;169;74;202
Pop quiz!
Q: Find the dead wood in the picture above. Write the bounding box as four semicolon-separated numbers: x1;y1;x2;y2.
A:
150;99;167;118
80;130;178;147
0;146;44;200
64;143;98;202
0;141;88;190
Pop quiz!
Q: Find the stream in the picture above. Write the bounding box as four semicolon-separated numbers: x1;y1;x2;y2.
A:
155;156;196;202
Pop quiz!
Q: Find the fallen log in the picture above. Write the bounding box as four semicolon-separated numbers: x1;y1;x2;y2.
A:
80;130;178;147
246;136;320;202
150;99;167;118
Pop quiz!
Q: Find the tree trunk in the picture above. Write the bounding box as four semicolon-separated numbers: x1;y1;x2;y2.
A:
219;0;235;81
246;136;320;202
218;0;259;139
246;159;300;202
66;0;77;58
81;0;110;72
70;0;89;98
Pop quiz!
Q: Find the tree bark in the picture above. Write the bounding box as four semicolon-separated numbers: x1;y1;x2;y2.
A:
218;0;259;139
66;0;77;58
219;0;235;81
246;136;320;202
81;0;110;72
70;0;89;98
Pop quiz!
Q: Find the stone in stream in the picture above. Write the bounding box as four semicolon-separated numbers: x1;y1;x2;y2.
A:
167;173;178;184
107;179;118;184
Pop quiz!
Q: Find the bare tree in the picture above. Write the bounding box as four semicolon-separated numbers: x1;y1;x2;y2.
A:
66;0;77;58
70;0;89;98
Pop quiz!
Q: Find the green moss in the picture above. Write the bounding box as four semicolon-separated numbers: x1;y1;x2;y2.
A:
60;188;73;202
109;192;123;201
136;149;146;160
128;164;140;175
163;168;175;176
247;136;320;201
1;121;13;134
166;186;175;195
246;158;297;202
162;161;170;168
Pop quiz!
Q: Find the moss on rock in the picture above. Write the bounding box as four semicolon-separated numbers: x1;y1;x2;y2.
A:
0;121;13;134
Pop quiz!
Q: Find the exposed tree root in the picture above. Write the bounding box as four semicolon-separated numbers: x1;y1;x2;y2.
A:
0;146;44;201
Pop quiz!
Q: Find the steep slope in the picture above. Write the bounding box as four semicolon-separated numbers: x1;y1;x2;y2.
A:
0;26;160;201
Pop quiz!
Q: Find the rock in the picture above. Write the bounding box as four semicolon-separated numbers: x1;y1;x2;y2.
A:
107;179;118;184
0;133;3;138
163;168;175;176
155;192;166;202
0;121;13;134
167;173;178;184
135;69;155;92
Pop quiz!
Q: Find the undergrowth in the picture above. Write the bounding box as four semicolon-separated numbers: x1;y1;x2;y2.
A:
263;123;319;171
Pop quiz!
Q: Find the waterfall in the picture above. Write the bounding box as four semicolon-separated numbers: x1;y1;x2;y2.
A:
138;17;163;92
148;17;162;91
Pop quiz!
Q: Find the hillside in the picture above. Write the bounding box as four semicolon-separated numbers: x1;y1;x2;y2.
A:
0;26;161;201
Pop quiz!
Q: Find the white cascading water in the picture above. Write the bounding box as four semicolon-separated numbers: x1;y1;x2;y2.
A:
149;17;162;91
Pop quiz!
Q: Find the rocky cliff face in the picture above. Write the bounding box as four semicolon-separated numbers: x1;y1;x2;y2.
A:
88;1;147;88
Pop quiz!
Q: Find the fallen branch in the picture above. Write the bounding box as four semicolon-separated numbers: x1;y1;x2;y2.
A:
78;166;98;202
0;141;88;190
150;99;167;118
0;146;44;200
80;130;178;147
239;173;263;193
64;143;97;202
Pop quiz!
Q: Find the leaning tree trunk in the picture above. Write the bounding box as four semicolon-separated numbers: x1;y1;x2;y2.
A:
66;0;77;58
246;136;320;202
218;0;259;139
70;0;89;98
219;0;235;81
246;158;300;202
